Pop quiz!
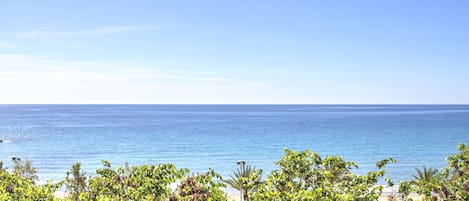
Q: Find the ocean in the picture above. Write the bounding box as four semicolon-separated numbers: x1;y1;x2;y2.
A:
1;104;468;183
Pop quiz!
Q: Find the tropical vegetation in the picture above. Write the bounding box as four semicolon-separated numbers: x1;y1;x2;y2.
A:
251;148;395;201
223;165;263;200
398;143;469;201
0;143;467;201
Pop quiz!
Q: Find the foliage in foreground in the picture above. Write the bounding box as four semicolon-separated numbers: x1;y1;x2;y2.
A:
62;161;228;201
0;160;61;201
223;165;263;201
399;143;469;201
0;143;468;201
76;161;189;200
251;148;395;201
173;169;227;201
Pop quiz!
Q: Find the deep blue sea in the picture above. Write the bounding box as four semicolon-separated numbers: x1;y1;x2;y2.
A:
1;105;468;183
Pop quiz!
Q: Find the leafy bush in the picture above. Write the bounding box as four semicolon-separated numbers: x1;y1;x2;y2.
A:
12;158;38;184
250;148;395;201
80;160;188;200
1;144;467;201
172;169;228;201
64;162;87;201
0;160;60;201
399;143;469;201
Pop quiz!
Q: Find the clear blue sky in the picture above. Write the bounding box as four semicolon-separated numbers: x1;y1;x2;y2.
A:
1;1;468;104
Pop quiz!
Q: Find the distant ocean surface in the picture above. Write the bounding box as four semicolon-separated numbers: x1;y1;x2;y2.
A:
1;105;469;183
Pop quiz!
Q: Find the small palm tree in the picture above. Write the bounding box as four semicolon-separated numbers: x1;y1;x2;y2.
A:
412;166;440;198
223;165;263;201
412;166;439;183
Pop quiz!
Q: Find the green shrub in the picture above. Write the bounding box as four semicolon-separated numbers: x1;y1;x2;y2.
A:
173;169;228;201
0;163;60;201
251;148;395;201
64;162;87;201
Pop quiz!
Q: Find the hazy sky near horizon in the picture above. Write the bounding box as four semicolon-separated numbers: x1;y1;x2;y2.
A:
1;1;468;104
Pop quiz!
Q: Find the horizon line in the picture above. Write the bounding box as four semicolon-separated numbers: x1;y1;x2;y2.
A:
1;103;469;106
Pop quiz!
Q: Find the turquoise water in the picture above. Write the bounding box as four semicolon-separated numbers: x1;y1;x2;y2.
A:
1;105;468;183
